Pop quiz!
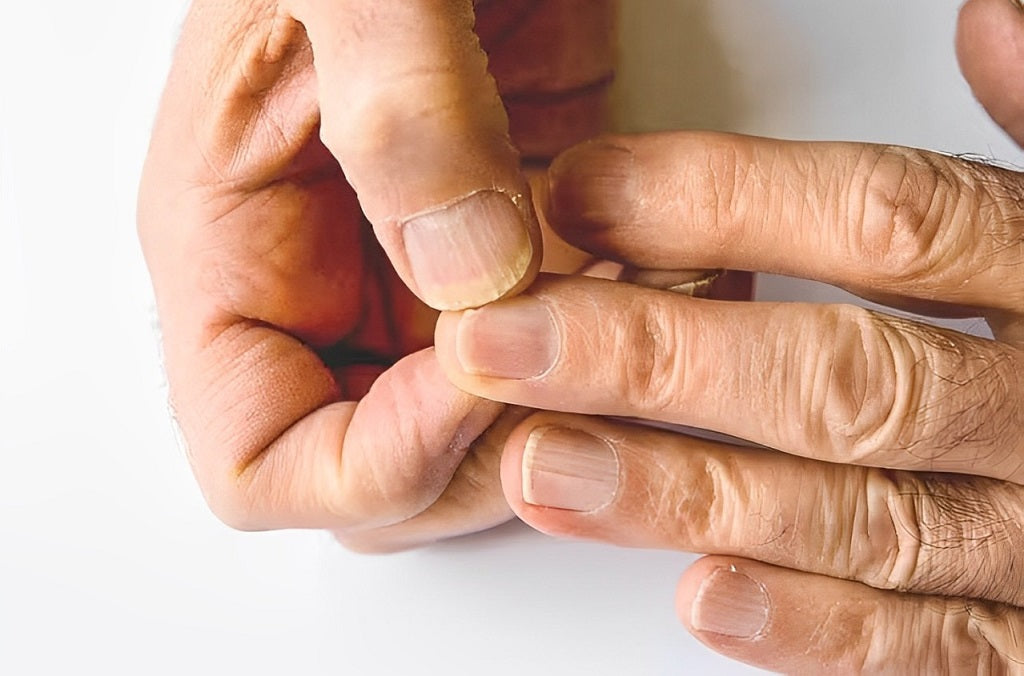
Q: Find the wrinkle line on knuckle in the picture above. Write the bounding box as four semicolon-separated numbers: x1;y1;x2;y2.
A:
819;306;907;465
617;298;689;415
859;148;941;282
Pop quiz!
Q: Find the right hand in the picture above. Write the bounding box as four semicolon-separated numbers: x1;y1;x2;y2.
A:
137;0;615;552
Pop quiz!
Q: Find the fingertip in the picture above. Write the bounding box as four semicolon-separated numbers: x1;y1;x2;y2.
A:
675;558;783;672
294;0;546;312
433;309;462;368
498;411;566;516
546;137;638;242
398;189;543;311
675;555;726;629
496;412;630;544
956;0;1024;146
676;557;772;641
676;558;878;673
431;307;484;389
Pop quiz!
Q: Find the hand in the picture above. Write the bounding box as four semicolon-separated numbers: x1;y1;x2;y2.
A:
137;0;614;552
434;3;1024;668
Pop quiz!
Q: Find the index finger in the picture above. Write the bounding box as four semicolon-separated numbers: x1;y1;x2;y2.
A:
547;132;1024;318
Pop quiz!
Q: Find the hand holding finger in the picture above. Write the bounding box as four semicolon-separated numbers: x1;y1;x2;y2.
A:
139;0;617;551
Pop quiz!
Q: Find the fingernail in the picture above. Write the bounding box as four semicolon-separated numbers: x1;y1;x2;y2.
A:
692;567;770;639
401;190;534;311
455;296;558;379
548;138;636;230
522;427;619;512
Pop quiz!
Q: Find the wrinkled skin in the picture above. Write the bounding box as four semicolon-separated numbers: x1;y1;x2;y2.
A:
432;0;1024;671
140;0;1024;671
137;0;618;552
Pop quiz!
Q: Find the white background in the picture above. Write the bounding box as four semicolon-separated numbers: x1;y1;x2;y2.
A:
1;1;1020;674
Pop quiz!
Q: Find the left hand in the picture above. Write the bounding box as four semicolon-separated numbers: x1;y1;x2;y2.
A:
434;129;1024;672
136;0;618;553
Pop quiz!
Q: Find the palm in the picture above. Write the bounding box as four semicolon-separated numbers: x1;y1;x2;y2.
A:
226;134;437;400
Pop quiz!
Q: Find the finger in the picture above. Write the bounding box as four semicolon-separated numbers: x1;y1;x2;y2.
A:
957;0;1024;148
499;412;1024;607
287;0;542;311
436;275;1024;482
183;334;508;537
332;405;531;553
527;162;755;300
546;133;1024;318
678;557;1024;673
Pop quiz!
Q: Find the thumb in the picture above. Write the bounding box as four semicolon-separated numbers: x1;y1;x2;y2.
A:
957;0;1024;148
287;0;542;311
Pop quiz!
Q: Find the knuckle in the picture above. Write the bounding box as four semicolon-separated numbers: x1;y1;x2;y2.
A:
180;2;312;184
860;470;923;592
613;298;690;414
861;597;1009;673
175;432;272;535
698;136;745;246
319;65;498;162
637;450;732;547
805;305;897;463
201;474;265;532
169;401;270;533
825;307;1023;475
816;305;921;465
856;147;957;282
962;602;1024;672
863;471;1024;606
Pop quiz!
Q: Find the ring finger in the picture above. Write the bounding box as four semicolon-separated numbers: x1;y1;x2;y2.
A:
497;411;1024;607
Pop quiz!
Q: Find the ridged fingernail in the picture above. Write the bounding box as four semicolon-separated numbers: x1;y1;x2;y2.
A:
455;296;558;379
401;190;534;311
548;138;636;230
522;427;619;512
692;567;770;639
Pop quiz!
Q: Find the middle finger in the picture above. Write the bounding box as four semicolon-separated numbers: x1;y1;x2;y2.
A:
497;411;1024;608
435;275;1024;481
